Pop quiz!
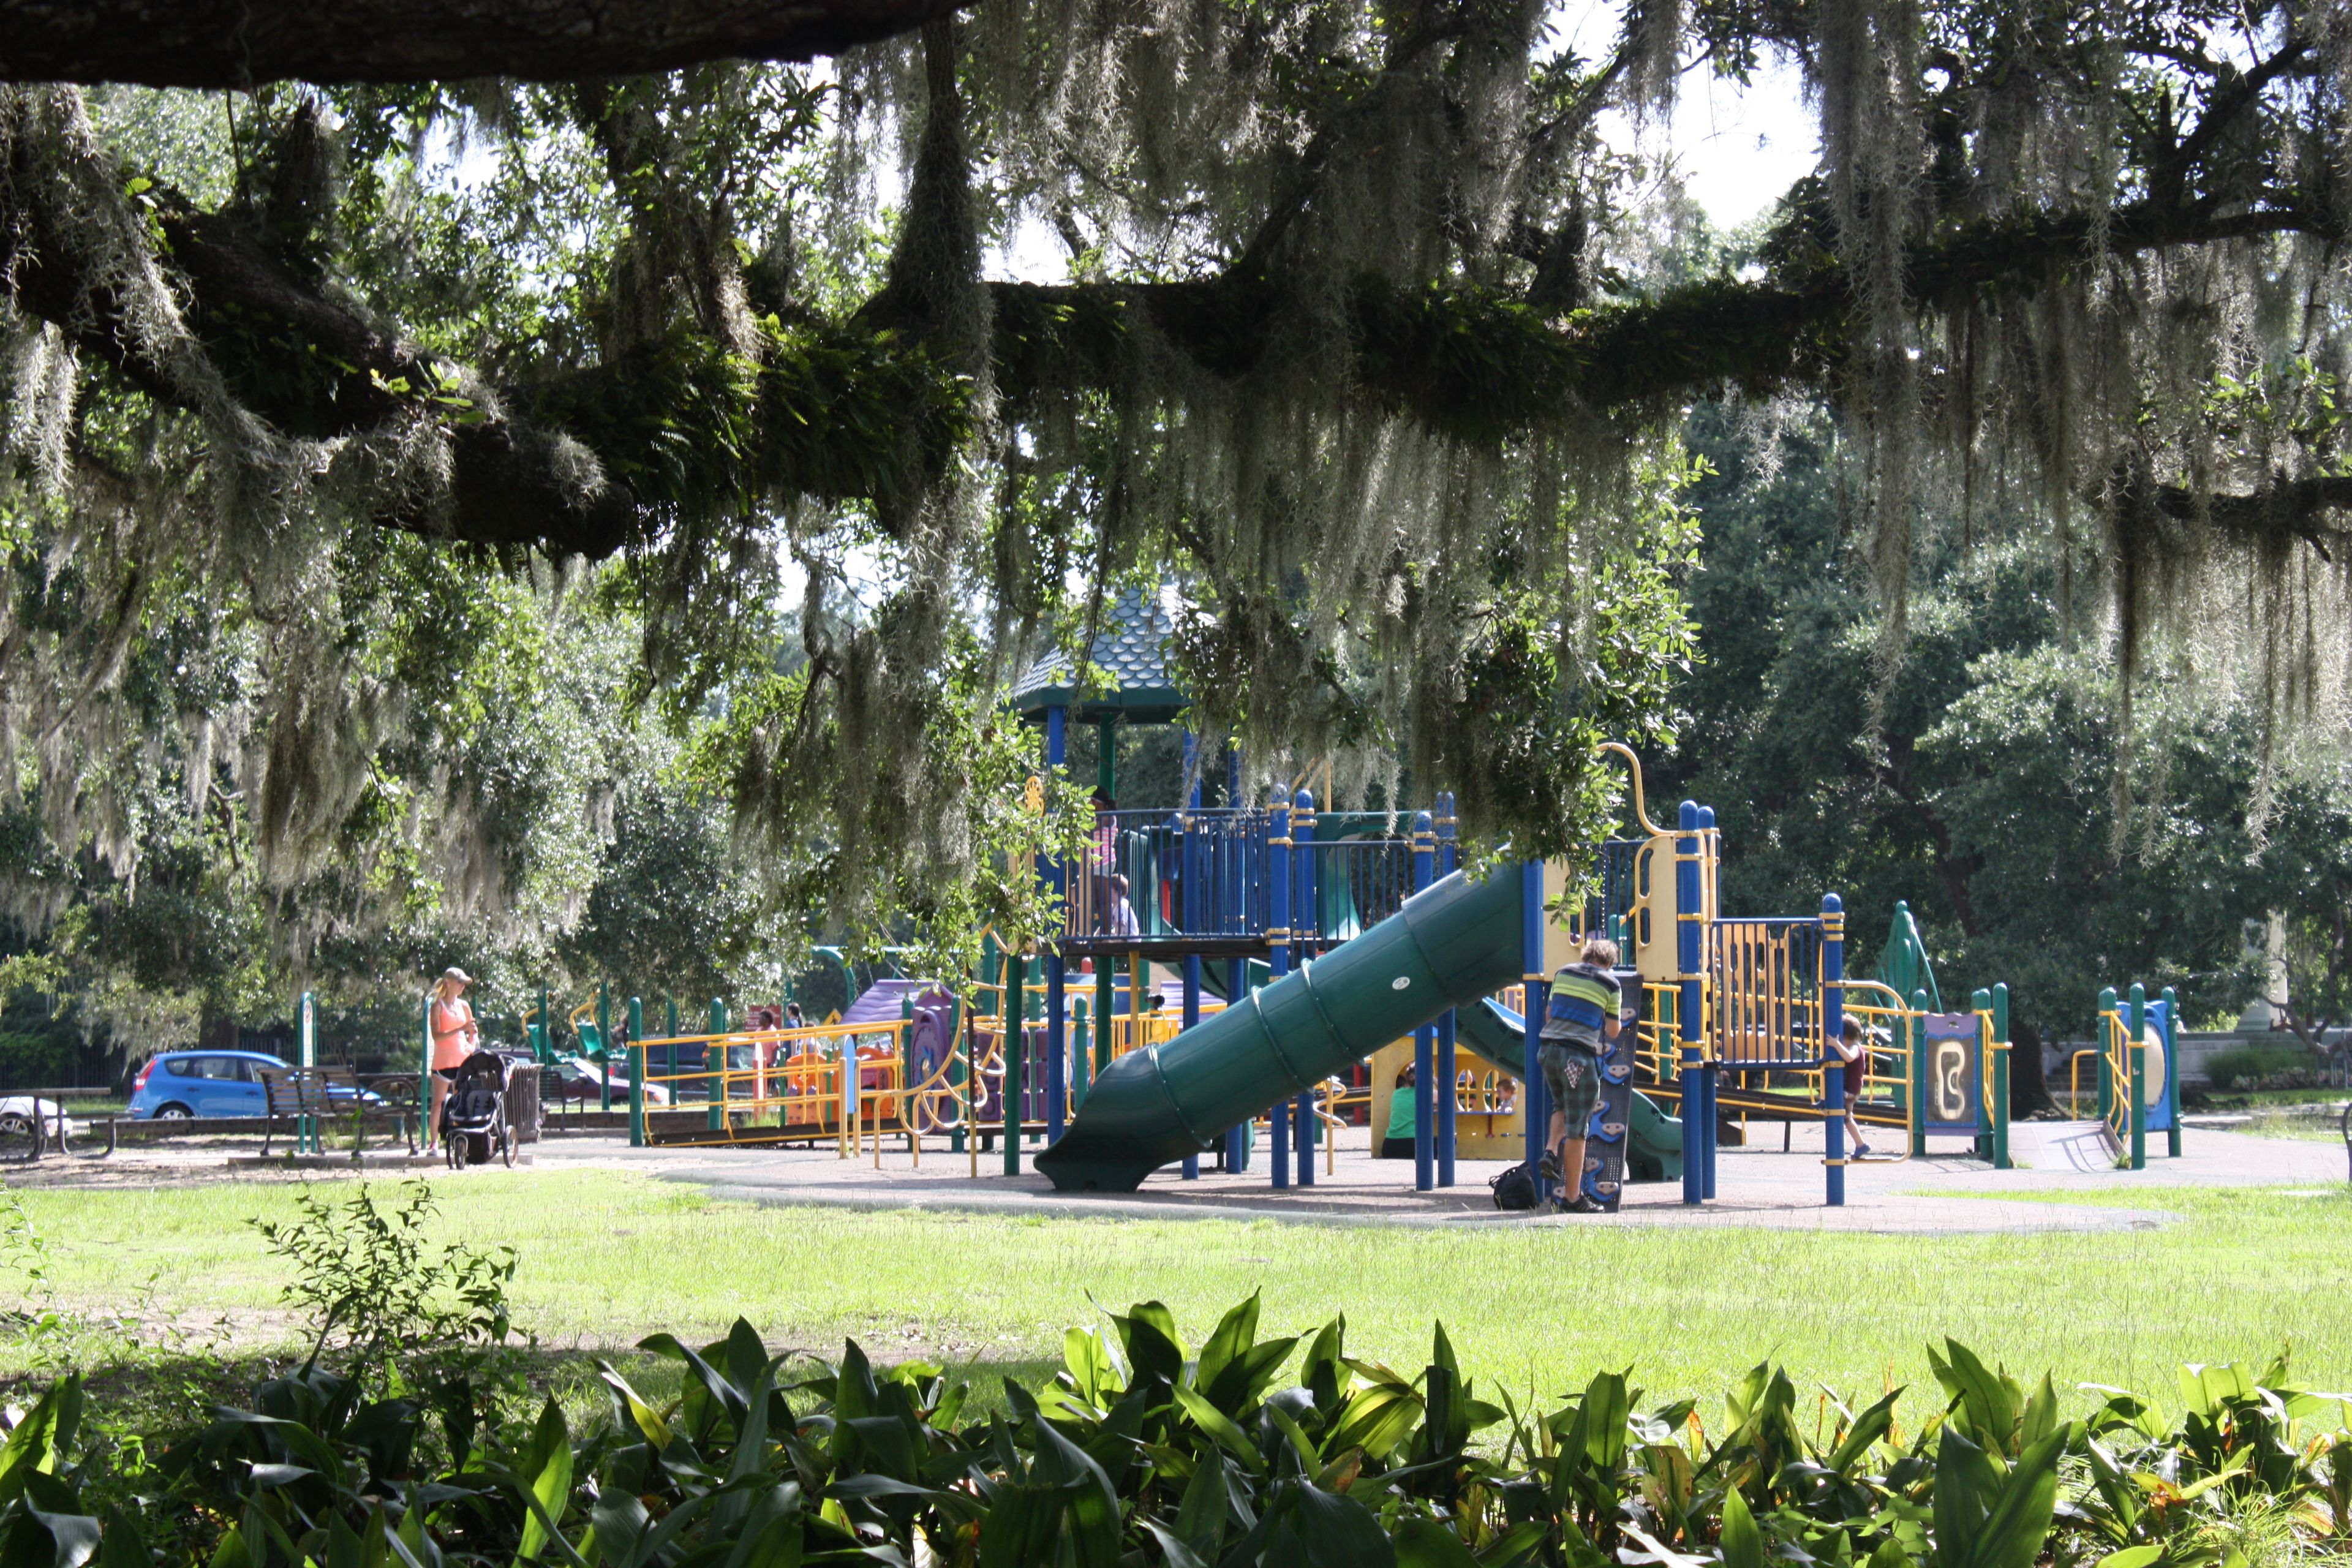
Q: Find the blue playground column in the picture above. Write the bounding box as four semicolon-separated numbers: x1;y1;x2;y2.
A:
1003;949;1025;1175
1180;736;1202;1180
1435;792;1458;1187
1045;705;1068;1144
1267;796;1292;1189
1697;805;1719;1200
1291;788;1317;1186
1820;893;1845;1207
1224;953;1248;1172
1675;800;1705;1206
1520;854;1550;1199
1411;811;1436;1193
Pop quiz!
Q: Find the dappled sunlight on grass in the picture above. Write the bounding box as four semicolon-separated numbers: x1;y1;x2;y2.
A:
7;1171;2348;1419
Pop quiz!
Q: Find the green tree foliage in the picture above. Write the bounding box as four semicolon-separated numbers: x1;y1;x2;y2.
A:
3;0;2346;952
1658;405;2352;1045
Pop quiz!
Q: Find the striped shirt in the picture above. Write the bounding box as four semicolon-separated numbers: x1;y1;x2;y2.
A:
1542;962;1621;1047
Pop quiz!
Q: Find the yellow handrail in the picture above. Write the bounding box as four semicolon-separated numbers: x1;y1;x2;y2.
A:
1596;741;1665;837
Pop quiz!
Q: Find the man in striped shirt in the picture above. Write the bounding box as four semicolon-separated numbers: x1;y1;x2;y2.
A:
1538;938;1622;1214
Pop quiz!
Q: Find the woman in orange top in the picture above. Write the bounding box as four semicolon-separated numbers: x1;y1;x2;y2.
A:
427;967;480;1152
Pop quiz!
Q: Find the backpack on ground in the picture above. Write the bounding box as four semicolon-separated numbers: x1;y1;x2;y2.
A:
1489;1163;1538;1211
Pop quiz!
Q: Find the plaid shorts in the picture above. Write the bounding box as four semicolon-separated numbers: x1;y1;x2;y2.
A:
1539;1041;1603;1131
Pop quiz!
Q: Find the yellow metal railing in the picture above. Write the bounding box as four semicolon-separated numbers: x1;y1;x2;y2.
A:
2098;1008;2133;1144
632;1019;927;1159
2065;1048;2101;1118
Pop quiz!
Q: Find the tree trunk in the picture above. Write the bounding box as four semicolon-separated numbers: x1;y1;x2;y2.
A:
2008;1021;2061;1119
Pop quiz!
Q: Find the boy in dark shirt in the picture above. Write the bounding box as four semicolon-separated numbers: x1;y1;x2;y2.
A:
1538;937;1622;1214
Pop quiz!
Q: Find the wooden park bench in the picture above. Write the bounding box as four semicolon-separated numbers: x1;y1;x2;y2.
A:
255;1067;418;1157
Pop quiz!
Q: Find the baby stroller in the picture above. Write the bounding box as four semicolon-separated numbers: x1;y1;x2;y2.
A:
439;1052;514;1169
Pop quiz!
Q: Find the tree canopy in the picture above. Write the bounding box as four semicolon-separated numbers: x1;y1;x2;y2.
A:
1657;403;2352;1060
0;0;2346;970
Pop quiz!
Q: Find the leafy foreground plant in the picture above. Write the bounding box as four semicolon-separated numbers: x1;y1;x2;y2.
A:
1;1298;2348;1568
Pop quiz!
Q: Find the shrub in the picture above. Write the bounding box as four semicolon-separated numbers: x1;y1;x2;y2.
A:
2204;1042;2326;1091
1;1298;2346;1568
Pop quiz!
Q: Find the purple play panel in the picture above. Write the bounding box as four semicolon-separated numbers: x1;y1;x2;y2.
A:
840;979;948;1028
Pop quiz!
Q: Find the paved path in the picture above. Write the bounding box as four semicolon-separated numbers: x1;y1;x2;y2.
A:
14;1115;2339;1235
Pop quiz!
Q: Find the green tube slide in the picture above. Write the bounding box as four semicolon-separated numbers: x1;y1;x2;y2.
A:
1035;863;1528;1191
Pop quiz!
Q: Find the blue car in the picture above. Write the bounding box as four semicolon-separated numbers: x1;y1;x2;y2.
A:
129;1050;383;1120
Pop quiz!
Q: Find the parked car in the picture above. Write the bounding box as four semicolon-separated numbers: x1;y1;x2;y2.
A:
547;1055;669;1105
0;1094;77;1144
127;1050;385;1120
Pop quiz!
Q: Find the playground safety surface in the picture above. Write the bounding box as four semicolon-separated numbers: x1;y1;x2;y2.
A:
521;1117;2339;1234
10;1119;2337;1234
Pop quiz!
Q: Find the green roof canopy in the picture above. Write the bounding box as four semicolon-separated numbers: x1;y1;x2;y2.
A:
1010;584;1191;723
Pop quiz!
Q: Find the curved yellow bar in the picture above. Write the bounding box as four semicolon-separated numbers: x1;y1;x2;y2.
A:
1596;741;1665;837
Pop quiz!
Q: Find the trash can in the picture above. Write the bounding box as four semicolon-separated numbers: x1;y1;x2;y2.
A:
503;1060;543;1143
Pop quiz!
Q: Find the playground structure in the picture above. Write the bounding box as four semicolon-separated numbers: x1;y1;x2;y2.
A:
581;764;2043;1208
2078;981;2184;1171
486;587;2178;1206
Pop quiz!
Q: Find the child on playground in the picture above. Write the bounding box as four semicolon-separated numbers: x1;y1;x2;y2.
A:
1107;872;1142;938
1381;1062;1416;1158
1826;1014;1872;1158
1539;937;1621;1214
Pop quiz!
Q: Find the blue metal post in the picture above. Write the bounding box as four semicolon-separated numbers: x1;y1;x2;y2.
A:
1004;950;1025;1175
1521;855;1550;1199
1045;707;1068;1144
1410;812;1436;1191
1821;893;1844;1207
1292;788;1317;1186
1697;805;1719;1200
1435;792;1458;1188
1676;801;1704;1206
1268;797;1292;1189
1180;739;1202;1180
1821;1059;1845;1204
1224;954;1247;1171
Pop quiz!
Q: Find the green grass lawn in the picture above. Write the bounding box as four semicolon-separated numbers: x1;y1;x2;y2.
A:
7;1172;2350;1423
2239;1110;2351;1142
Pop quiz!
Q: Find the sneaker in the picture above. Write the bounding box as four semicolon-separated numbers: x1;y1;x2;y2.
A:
1556;1194;1604;1215
1537;1149;1560;1182
1853;1139;1872;1159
